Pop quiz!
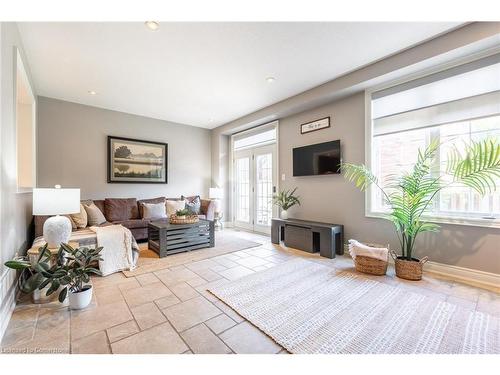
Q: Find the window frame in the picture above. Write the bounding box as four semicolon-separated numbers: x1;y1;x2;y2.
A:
364;50;500;229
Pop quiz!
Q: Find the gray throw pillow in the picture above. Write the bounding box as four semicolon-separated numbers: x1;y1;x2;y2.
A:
83;202;107;226
142;202;167;220
183;195;201;215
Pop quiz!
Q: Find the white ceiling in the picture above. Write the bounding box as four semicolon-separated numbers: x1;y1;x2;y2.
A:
18;22;462;129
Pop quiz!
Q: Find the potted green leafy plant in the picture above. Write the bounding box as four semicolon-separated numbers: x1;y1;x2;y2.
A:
175;208;190;220
273;187;301;219
4;252;53;304
5;243;103;309
342;139;500;280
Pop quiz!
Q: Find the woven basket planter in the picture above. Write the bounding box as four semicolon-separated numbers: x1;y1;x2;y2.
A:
391;251;429;281
169;214;199;225
354;255;388;276
352;242;389;276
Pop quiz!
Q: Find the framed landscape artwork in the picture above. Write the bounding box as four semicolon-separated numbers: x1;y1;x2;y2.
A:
107;136;168;183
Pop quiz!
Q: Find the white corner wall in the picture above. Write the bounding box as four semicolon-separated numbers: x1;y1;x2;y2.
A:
0;22;36;341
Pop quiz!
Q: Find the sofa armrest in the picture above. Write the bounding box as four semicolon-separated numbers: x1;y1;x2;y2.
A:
201;199;216;221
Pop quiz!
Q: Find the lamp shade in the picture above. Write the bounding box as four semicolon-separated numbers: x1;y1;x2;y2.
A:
33;187;80;215
209;188;222;199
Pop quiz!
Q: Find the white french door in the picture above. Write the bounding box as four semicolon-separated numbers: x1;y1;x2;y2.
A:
233;144;276;233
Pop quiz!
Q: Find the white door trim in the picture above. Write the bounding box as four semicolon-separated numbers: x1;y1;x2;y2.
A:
233;149;253;231
230;121;279;233
252;144;276;234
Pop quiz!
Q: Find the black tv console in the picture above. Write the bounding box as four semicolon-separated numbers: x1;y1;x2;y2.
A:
271;218;344;259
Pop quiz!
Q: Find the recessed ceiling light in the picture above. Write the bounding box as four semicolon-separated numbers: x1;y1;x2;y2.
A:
88;90;97;95
266;77;276;83
145;21;160;31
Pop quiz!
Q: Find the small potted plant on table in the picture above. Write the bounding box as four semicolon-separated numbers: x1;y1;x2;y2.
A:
5;243;103;309
273;187;301;219
175;208;190;220
342;139;500;280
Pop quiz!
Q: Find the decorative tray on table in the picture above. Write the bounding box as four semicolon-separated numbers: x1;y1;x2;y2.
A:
169;214;199;224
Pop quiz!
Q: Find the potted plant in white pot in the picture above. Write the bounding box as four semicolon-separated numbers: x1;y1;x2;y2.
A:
342;138;500;280
5;243;103;309
273;187;301;219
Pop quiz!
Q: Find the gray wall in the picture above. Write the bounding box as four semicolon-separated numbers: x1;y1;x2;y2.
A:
212;23;500;223
37;97;212;200
278;93;500;275
0;22;36;340
211;22;500;274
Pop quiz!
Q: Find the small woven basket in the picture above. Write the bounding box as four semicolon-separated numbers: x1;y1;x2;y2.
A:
391;251;428;281
352;242;389;276
169;214;199;224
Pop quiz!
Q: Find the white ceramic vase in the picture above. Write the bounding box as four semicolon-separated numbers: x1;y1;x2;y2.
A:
43;215;72;248
280;209;288;220
68;286;93;310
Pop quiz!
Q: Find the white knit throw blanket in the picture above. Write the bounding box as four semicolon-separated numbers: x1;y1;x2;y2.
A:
90;225;137;276
348;239;388;262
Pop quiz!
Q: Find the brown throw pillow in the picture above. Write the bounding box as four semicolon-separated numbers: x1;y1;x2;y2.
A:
70;203;88;228
104;198;139;222
64;215;77;230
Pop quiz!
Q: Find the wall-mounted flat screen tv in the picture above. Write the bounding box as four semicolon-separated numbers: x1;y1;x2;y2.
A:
293;140;341;176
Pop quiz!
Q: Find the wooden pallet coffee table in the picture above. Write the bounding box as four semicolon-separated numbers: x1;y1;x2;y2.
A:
148;219;215;258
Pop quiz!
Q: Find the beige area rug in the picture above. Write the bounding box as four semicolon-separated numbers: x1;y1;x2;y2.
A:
208;259;499;354
122;231;261;277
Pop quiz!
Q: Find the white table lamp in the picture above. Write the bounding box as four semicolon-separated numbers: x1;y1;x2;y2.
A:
209;187;222;199
33;185;80;248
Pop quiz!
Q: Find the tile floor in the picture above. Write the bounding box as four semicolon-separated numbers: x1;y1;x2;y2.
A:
1;229;499;354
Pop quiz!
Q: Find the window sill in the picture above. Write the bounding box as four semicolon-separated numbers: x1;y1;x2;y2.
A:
16;187;33;194
366;211;500;229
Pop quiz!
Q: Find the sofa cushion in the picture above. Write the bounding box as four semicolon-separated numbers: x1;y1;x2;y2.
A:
166;199;186;216
138;197;166;217
70;204;88;229
83;202;107;226
114;219;150;229
104;198;139;222
200;199;216;221
66;215;77;230
200;199;211;215
93;200;106;215
142;202;167;220
182;195;201;215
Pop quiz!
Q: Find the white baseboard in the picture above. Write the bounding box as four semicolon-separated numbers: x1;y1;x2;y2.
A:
342;244;499;289
0;268;18;342
424;261;500;289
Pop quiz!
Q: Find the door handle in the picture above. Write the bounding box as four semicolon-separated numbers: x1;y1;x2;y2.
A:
273;186;276;193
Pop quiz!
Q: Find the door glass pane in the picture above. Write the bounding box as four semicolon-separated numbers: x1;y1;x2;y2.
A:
255;153;273;226
235;157;250;223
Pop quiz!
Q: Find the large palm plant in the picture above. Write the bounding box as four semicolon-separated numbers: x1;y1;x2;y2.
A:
342;138;500;261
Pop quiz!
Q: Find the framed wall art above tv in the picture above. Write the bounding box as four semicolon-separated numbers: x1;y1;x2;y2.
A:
107;136;168;184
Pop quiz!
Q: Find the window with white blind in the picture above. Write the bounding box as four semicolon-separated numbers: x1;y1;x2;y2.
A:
367;53;500;226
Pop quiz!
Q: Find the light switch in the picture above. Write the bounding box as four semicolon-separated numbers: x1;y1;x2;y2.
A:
281;174;286;181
